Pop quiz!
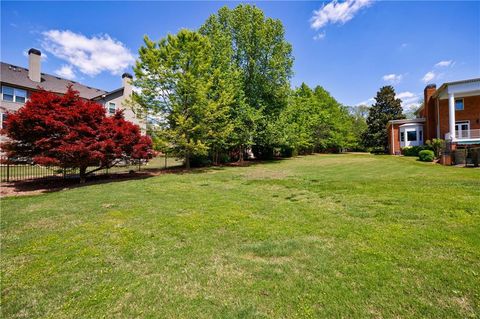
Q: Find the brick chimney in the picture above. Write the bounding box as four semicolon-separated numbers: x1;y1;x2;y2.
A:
423;84;436;112
28;48;42;82
122;73;133;98
423;84;437;140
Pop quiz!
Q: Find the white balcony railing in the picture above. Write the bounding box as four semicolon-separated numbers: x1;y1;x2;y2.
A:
445;129;480;141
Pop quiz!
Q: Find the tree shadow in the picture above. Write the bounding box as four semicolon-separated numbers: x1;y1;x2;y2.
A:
1;158;285;197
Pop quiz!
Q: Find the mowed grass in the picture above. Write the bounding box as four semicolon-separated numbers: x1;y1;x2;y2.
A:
1;154;479;318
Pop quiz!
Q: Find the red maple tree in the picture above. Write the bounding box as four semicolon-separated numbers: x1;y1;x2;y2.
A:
1;86;152;183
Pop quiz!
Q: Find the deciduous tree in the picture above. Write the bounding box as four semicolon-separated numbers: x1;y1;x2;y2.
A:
1;87;152;183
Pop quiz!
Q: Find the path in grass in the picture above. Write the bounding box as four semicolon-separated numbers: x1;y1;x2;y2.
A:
1;154;479;318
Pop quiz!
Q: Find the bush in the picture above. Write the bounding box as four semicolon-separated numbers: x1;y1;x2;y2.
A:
419;150;435;162
401;145;433;157
425;139;445;157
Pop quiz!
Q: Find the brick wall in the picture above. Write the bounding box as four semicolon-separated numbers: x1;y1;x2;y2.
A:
437;95;480;139
387;123;401;155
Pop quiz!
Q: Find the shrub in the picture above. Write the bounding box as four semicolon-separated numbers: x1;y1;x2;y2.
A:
402;146;422;157
425;139;445;158
419;150;435;162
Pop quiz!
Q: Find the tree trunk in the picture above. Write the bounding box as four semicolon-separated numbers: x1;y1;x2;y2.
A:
185;154;190;169
79;166;87;184
239;145;244;163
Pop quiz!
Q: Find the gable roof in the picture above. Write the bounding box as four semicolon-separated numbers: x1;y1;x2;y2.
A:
0;62;110;100
431;77;480;99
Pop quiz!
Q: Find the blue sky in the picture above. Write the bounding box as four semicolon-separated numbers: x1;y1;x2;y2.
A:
1;1;479;110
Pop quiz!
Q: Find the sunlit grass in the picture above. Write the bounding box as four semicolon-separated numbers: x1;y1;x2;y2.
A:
1;154;479;318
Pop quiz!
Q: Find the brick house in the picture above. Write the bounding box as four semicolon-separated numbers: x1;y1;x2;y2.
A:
0;48;145;132
387;78;480;164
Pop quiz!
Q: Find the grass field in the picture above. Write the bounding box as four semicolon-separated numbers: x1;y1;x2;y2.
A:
1;154;479;318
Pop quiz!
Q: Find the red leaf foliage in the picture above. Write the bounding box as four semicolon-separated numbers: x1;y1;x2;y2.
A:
1;86;152;172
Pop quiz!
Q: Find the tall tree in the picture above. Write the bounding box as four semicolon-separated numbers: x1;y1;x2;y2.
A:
1;87;152;183
278;83;357;155
134;30;216;168
349;105;369;150
200;5;294;157
363;86;405;150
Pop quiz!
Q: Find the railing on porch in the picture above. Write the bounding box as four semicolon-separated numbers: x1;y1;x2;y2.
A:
445;129;480;141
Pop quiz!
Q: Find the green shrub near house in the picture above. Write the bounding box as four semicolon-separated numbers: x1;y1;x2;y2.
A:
419;149;435;162
401;146;423;156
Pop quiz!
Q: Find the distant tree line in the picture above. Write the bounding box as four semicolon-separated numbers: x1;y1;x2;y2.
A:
132;5;404;166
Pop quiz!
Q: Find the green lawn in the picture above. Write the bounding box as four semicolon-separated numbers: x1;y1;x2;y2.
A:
1;154;479;318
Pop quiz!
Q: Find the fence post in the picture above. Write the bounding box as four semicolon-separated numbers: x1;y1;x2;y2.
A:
6;162;10;182
165;152;167;169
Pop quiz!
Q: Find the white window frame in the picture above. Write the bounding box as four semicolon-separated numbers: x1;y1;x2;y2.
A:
455;120;470;139
1;85;27;103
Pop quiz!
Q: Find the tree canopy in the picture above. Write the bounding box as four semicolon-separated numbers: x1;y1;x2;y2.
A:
363;86;405;150
132;4;367;166
2;87;152;182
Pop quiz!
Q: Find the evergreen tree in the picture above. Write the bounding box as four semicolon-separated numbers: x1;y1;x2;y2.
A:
363;86;405;150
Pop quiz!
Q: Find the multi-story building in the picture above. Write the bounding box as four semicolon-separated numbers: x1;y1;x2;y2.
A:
0;48;145;131
387;78;480;164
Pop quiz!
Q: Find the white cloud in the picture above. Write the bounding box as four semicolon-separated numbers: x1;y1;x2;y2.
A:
422;71;436;84
54;65;76;80
396;91;420;110
382;73;403;84
313;31;326;41
41;29;134;76
435;60;454;68
356;97;374;106
310;0;373;30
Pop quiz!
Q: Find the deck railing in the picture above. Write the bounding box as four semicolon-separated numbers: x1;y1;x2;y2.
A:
445;129;480;141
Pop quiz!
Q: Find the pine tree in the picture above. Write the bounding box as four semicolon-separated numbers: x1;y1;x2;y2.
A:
363;86;405;150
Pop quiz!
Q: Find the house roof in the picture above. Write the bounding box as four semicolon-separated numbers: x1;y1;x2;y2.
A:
431;77;480;99
386;118;425;128
0;62;111;100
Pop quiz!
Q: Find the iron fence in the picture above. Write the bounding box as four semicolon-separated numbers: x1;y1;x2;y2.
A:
0;155;182;183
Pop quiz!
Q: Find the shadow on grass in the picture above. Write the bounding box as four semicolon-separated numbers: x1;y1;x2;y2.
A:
1;158;286;197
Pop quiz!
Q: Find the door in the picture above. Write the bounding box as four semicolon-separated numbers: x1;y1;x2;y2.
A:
455;121;470;139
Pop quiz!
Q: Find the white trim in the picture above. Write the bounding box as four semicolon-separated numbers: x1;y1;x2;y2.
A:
436;98;440;138
448;93;456;142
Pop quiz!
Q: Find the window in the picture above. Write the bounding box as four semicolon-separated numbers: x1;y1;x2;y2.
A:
0;113;8;129
400;132;405;142
455;98;464;111
419;130;423;142
2;86;14;101
108;102;116;115
407;131;417;141
1;86;27;103
15;89;26;103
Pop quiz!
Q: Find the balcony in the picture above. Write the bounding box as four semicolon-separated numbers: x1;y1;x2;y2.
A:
445;129;480;143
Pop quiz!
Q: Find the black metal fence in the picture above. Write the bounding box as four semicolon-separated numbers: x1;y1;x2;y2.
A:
453;147;480;167
0;156;182;183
